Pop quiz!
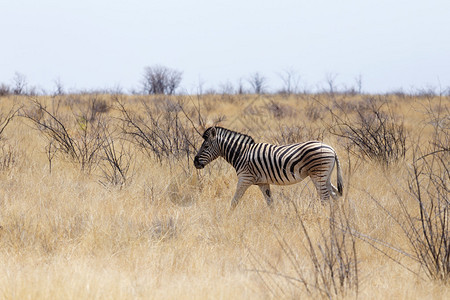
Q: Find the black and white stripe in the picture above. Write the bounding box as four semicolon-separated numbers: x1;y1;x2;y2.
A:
194;126;343;210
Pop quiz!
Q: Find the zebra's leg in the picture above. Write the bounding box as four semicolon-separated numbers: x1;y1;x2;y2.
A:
258;184;273;207
230;181;251;211
330;182;339;199
310;175;331;202
326;160;340;200
326;170;338;200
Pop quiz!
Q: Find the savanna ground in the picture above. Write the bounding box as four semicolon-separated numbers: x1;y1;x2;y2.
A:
0;91;448;299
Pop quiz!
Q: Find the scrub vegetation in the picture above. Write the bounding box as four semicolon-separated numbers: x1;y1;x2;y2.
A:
0;90;448;299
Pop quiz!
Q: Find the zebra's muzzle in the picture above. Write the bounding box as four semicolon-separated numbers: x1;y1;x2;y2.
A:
194;156;204;169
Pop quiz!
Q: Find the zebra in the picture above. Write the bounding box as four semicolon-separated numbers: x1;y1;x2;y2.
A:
194;126;343;210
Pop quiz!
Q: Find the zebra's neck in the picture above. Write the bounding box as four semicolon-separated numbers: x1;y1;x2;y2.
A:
216;127;255;168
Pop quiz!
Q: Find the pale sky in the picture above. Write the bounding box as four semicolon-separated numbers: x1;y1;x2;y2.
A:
1;0;449;94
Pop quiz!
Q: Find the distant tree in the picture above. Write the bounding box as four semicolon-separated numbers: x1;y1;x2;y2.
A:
12;72;27;95
0;83;10;96
354;74;363;94
219;81;234;94
278;68;301;95
248;72;267;94
53;77;65;95
142;65;182;95
325;72;338;94
236;78;246;94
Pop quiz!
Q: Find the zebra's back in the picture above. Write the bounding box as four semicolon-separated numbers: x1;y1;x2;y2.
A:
245;141;337;185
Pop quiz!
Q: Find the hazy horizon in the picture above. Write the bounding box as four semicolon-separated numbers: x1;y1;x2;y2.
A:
1;0;449;94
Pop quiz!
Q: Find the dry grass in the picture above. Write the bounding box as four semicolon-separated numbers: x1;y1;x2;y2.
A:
0;93;448;299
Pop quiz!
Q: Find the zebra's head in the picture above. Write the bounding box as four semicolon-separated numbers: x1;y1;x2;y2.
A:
194;127;220;169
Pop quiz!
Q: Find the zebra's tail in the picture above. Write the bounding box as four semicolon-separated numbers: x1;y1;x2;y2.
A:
335;153;344;197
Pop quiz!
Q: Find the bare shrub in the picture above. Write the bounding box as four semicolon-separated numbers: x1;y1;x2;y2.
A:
269;123;324;145
324;73;338;95
218;80;235;95
328;97;407;166
0;83;11;96
98;129;134;188
248;72;267;94
248;148;358;298
238;100;323;145
236;78;247;94
89;98;110;118
354;74;363;95
0;106;18;138
12;72;28;95
305;101;326;121
249;202;358;298
277;68;301;95
70;95;110;122
406;147;449;282
116;97;199;166
142;65;182;95
404;101;449;282
264;100;296;119
357;147;449;284
22;98;107;172
0;106;19;171
53;78;65;96
354;101;449;283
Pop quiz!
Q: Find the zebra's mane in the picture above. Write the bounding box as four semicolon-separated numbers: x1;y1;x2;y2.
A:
203;126;255;144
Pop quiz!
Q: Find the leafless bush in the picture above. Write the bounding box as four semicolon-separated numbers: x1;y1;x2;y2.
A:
218;80;235;95
12;72;28;95
249;202;358;299
236;78;247;94
269;123;325;145
89;98;110;118
248;72;268;94
277;68;301;95
328;97;407;166
116;97;200;165
22;98;107;172
324;73;338;95
404;101;449;282
248;149;358;298
424;98;449;155
0;106;19;172
354;74;363;95
0;83;11;96
238;99;323;144
142;65;182;95
264;100;296;119
305;101;327;121
406;148;449;282
354;101;449;283
357;147;449;284
99;129;134;188
0;106;18;139
53;78;65;96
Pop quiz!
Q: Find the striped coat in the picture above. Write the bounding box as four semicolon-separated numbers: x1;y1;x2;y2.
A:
194;126;343;210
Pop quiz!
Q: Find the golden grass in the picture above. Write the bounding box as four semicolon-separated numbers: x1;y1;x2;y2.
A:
0;93;448;299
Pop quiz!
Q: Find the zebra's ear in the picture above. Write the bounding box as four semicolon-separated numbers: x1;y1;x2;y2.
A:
198;120;212;137
210;126;217;139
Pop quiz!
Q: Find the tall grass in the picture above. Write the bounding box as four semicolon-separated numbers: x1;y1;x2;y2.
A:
0;93;448;299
